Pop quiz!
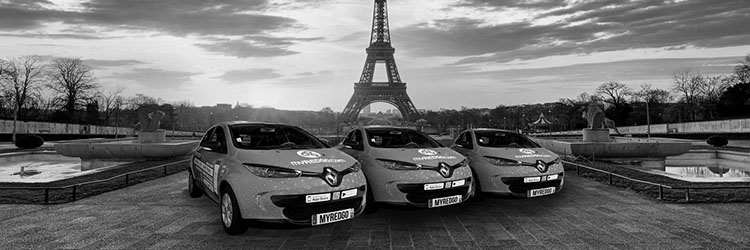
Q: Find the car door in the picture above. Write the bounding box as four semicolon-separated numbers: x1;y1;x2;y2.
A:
194;125;229;201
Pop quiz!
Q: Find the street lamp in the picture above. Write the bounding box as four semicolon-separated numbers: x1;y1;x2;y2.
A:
645;100;651;139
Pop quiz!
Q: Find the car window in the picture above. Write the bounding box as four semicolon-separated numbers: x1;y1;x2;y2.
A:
474;130;539;148
199;126;228;154
365;128;441;148
456;131;473;149
343;129;363;149
200;127;216;146
229;124;326;150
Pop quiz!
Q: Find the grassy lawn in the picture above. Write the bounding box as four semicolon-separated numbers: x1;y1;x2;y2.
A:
0;158;189;204
564;159;750;203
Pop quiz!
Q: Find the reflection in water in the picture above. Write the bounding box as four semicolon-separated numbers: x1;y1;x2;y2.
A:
665;166;750;178
664;155;750;178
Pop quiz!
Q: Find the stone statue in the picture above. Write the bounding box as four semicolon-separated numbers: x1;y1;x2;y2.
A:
137;109;166;132
582;103;621;134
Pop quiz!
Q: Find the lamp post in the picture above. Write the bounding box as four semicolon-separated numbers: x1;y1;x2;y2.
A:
646;100;651;139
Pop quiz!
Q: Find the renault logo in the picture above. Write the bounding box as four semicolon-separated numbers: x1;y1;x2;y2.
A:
535;160;548;173
438;162;452;178
323;167;341;186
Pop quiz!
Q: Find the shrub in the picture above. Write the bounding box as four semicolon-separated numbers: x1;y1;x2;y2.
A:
15;135;45;149
706;135;728;147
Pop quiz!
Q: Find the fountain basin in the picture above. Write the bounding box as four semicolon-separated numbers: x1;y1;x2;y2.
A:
534;137;691;158
0;151;129;183
55;140;198;159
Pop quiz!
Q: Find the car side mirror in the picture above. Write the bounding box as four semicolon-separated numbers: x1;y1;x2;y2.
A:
343;143;363;151
320;138;331;146
201;141;221;151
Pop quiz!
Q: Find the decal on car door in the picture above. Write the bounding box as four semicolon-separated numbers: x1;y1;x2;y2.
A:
193;157;218;194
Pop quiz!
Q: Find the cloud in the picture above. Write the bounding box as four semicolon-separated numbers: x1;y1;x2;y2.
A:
108;67;199;89
0;32;109;39
394;0;750;64
196;39;298;58
459;56;745;87
452;0;568;9
83;59;145;68
217;69;282;83
0;0;304;40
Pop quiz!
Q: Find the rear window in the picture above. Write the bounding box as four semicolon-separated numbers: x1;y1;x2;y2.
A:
229;124;327;150
474;130;539;148
365;128;442;148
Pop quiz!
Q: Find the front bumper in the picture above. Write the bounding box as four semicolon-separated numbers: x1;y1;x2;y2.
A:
230;171;367;225
395;178;472;207
499;172;564;197
270;185;366;224
475;163;565;196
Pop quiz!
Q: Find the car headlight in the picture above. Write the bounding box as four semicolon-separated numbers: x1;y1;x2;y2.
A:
456;159;468;168
348;162;361;172
484;156;521;166
377;159;423;170
243;164;302;178
552;157;562;166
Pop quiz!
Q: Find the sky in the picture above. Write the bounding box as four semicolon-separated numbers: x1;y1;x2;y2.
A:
1;0;749;113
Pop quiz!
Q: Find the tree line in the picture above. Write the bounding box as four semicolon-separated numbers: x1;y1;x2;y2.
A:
2;54;749;139
420;55;750;133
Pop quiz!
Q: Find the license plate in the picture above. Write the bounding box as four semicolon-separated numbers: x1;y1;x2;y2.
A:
528;187;555;197
428;195;462;208
311;208;355;226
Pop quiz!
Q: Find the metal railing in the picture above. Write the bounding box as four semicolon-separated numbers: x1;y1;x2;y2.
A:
0;159;189;204
564;158;750;202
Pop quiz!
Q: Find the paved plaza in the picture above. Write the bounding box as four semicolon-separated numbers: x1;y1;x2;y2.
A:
1;170;749;250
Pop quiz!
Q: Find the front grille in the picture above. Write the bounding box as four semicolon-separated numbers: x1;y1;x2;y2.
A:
281;197;363;221
396;178;471;205
500;173;564;194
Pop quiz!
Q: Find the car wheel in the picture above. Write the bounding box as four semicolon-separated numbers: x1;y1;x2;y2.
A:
188;170;202;198
364;183;379;214
471;172;484;202
220;186;248;235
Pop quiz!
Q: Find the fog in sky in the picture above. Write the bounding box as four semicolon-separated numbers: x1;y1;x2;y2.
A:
2;0;748;111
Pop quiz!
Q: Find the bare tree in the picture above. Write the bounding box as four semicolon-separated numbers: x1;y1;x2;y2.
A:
735;55;750;84
635;84;672;104
0;56;46;143
125;93;162;110
596;81;631;108
96;85;125;126
48;57;98;121
697;75;729;120
672;69;702;121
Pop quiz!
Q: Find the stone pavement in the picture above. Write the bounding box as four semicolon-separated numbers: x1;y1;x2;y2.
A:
1;171;749;250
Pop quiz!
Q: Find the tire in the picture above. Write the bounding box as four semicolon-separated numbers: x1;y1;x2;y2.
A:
188;170;202;198
470;172;484;202
363;183;379;214
220;186;248;235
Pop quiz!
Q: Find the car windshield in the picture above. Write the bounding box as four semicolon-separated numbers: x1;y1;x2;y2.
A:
229;124;327;150
474;130;539;148
365;128;442;148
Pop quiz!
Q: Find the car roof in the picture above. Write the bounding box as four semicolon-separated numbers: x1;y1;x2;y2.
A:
360;125;415;130
218;121;293;127
468;128;519;133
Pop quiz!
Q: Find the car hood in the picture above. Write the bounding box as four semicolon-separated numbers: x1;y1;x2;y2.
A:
477;147;559;164
234;148;356;172
369;147;465;166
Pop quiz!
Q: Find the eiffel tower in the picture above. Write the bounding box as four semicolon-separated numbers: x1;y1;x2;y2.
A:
341;0;419;124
